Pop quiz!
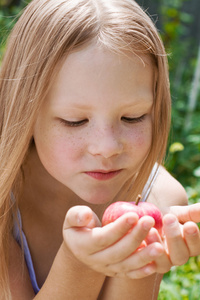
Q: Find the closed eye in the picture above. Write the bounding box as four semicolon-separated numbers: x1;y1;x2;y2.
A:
121;114;146;123
59;119;88;127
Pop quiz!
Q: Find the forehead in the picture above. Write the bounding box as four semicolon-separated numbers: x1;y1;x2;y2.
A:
62;42;155;70
46;42;155;109
55;41;155;77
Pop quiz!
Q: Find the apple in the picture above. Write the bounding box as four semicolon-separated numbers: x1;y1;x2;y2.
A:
102;201;163;235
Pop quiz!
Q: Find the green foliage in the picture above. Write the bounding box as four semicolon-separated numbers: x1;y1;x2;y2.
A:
160;0;200;202
0;1;30;57
159;257;200;300
0;8;19;57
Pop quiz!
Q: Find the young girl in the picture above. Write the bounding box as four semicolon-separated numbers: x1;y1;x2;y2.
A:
1;0;200;299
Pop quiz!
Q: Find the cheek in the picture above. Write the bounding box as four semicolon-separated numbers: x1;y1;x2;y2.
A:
44;128;87;167
126;124;152;151
53;135;85;161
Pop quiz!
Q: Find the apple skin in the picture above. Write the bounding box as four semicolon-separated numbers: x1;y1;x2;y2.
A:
102;201;163;235
135;202;163;235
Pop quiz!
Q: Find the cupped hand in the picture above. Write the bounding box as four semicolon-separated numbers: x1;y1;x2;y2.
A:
62;206;171;279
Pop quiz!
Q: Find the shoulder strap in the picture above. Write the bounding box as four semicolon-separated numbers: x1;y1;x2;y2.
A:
141;163;160;202
12;204;40;294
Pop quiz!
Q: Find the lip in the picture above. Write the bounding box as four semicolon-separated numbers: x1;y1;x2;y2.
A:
85;169;122;181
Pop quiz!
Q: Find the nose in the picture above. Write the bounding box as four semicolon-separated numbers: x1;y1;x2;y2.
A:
88;126;123;158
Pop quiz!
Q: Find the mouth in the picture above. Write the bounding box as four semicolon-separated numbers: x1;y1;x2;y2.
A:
85;169;122;181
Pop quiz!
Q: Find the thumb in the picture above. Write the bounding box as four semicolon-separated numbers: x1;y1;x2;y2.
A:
63;205;101;230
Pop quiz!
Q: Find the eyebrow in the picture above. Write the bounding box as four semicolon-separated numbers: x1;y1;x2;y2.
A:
55;97;153;108
51;94;154;113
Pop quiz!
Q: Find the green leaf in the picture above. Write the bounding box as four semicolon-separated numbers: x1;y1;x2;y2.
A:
169;142;184;153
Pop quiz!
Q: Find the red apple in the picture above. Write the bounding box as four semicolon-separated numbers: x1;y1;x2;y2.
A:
102;201;163;235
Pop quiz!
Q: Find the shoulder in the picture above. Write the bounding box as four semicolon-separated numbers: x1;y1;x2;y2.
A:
8;235;35;299
147;165;188;211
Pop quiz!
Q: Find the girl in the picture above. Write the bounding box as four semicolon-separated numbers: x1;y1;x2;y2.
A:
1;0;200;299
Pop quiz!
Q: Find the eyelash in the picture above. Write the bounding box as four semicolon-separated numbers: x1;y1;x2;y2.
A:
59;119;88;127
121;114;146;123
60;114;146;127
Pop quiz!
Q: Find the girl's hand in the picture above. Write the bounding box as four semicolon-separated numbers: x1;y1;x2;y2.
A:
62;206;171;279
169;203;200;223
163;206;200;264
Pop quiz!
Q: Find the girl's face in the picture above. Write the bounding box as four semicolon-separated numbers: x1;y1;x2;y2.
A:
33;43;155;204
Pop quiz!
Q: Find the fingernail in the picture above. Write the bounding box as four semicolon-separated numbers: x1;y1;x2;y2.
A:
144;265;155;275
127;217;137;225
150;248;163;257
163;215;177;226
185;227;197;235
143;221;154;231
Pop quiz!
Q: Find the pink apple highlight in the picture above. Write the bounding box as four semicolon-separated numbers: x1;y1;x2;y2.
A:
102;201;163;235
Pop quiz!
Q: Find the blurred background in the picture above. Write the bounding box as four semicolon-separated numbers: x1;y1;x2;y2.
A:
0;0;200;298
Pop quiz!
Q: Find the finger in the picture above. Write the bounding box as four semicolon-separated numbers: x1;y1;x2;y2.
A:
163;214;189;266
63;212;139;255
143;224;165;272
91;216;155;264
154;251;172;274
103;242;164;277
100;262;156;278
145;228;162;245
183;221;200;256
170;203;200;223
125;262;157;279
63;205;101;229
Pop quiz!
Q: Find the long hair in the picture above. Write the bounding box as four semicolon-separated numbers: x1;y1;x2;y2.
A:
0;0;171;297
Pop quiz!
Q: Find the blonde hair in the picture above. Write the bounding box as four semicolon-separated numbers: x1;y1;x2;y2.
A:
0;0;170;298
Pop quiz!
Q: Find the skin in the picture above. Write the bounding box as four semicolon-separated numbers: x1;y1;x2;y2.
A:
8;43;200;299
33;43;154;205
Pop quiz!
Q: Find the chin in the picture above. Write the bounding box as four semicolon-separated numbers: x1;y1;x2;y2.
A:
80;192;116;205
